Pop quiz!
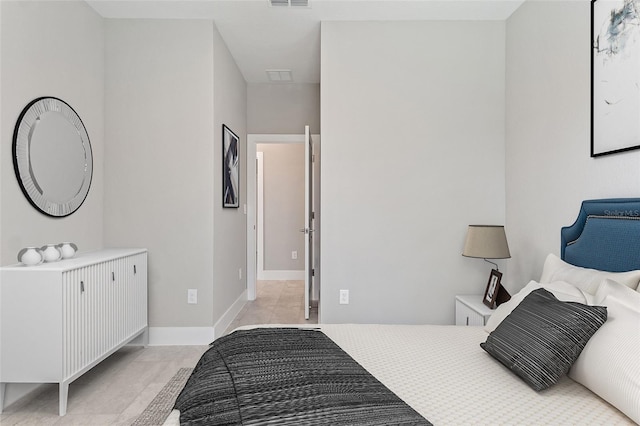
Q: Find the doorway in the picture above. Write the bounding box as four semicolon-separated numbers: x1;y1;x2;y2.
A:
256;145;304;281
246;132;321;321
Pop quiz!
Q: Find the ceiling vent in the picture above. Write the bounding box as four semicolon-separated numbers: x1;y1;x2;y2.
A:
266;69;293;82
269;0;309;7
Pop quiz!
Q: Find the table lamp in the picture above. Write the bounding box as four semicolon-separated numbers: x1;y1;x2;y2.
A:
462;225;511;308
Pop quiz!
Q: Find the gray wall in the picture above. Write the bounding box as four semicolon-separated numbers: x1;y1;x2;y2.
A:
0;1;105;265
104;19;247;331
212;25;248;325
248;83;320;134
0;0;105;408
104;19;218;328
505;1;640;290
258;143;305;271
320;21;507;324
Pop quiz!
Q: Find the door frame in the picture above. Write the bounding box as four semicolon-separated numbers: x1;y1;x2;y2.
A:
246;134;319;301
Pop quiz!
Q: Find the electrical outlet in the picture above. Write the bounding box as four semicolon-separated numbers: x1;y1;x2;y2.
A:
291;251;298;260
187;289;197;304
339;289;349;305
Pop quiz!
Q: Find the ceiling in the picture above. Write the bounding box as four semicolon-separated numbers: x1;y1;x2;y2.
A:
87;0;525;84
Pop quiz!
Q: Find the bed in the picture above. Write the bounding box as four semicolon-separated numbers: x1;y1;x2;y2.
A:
166;198;640;425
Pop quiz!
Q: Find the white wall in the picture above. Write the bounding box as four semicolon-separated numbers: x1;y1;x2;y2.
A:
0;0;104;408
321;21;507;324
0;0;104;265
248;83;320;134
505;1;640;290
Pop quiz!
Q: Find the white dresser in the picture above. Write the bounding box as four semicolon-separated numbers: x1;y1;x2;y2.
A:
0;248;148;415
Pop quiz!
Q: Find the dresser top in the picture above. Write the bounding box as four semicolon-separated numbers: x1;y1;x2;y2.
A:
1;248;147;271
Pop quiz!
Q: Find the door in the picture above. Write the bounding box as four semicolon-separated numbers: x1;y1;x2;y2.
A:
303;125;313;320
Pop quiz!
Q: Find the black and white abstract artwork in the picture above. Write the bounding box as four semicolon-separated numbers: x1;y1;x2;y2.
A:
591;0;640;157
222;124;239;208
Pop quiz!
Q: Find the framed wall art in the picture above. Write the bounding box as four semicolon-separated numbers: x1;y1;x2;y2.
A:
591;0;640;157
222;124;239;208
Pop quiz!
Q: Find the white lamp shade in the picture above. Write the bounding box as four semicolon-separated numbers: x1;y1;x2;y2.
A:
462;225;511;259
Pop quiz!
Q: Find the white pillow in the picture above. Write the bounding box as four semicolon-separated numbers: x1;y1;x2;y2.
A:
569;290;640;424
594;278;640;306
539;253;640;294
483;280;591;333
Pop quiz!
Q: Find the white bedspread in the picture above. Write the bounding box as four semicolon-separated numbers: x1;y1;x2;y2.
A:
164;324;634;425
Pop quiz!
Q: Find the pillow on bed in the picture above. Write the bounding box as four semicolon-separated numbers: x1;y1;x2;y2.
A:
539;253;640;294
481;288;607;391
569;288;640;424
594;278;640;306
483;280;592;333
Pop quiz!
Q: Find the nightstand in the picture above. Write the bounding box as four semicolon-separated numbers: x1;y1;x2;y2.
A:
455;295;494;326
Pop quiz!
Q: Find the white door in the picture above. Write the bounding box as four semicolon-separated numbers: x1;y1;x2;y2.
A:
303;125;313;320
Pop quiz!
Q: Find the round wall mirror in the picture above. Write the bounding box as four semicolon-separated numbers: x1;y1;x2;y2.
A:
13;97;93;217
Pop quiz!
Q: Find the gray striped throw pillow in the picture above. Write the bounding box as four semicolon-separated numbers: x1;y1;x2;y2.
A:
481;288;607;391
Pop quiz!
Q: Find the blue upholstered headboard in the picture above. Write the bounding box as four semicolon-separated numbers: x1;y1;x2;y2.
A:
561;198;640;272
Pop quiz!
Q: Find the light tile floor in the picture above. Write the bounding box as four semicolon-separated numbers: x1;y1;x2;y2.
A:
0;345;207;426
0;280;316;425
224;280;318;334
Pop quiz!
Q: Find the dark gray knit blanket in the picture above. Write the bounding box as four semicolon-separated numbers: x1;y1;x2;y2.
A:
174;328;431;425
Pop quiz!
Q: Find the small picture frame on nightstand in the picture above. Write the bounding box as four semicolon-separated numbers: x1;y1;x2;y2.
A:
483;269;502;309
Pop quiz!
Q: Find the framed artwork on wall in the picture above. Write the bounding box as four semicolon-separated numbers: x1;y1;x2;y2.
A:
222;124;239;208
591;0;640;157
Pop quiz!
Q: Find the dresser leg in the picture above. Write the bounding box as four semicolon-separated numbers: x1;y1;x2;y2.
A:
59;382;69;416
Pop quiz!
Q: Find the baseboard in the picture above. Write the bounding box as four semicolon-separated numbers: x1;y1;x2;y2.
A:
2;383;43;413
213;290;248;338
257;270;304;280
147;290;248;345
